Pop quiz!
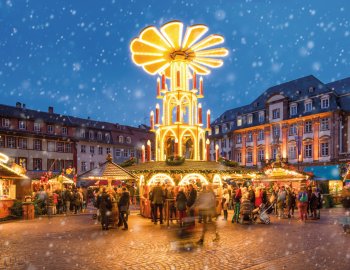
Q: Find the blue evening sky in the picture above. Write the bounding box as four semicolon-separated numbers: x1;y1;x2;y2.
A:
0;0;349;126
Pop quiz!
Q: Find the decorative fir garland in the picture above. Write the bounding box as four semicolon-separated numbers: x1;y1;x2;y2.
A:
120;157;136;168
218;157;239;167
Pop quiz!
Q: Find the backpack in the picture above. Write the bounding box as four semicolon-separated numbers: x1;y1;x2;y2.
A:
300;192;308;203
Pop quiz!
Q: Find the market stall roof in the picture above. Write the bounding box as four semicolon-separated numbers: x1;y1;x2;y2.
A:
49;175;74;184
78;155;136;181
259;162;309;182
127;161;259;179
0;161;29;180
303;165;341;181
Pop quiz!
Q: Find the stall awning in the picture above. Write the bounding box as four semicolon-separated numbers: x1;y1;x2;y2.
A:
303;165;341;181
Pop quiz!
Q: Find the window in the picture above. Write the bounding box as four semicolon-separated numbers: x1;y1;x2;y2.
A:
115;149;121;157
81;145;86;153
33;158;42;170
98;146;103;155
258;111;265;123
288;145;297;159
18;138;27;149
273;125;280;138
247;152;253;163
272;148;278;160
62;127;68;135
123;149;129;157
304;144;312;158
290;104;297;116
229;138;233;147
222;124;227;133
7;137;16;148
304;121;312;133
215;126;220;134
320;118;329;131
242;115;247;125
236;134;242;144
18;120;26;130
258;149;264;162
80;129;85;138
321;97;329;109
236;152;242;163
105;133;110;143
0;136;4;147
90;146;95;154
321;142;329;157
237;117;242;127
247;114;253;124
289;124;297;136
81;161;87;172
247;132;253;142
34;123;41;132
130;150;135;157
56;142;64;152
106;147;111;154
65;143;72;153
272;108;280;119
47;125;53;134
258;130;264;141
89;130;94;140
2;118;10;128
90;162;95;170
305;101;312;112
97;132;103;140
33;139;42;151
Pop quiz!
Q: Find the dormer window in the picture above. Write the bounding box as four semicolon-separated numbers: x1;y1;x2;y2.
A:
126;137;131;144
247;114;253;124
237;117;242;127
62;127;67;135
89;130;94;140
304;100;312;112
119;135;124;143
321;96;329;109
258;111;265;123
308;86;315;93
80;129;85;138
272;108;280;119
296;90;301;95
105;133;111;143
34;123;41;132
97;132;102;140
19;120;26;130
2;118;10;128
290;104;298;116
215;126;220;134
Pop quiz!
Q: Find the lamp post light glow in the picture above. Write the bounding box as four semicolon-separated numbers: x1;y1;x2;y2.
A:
130;21;228;161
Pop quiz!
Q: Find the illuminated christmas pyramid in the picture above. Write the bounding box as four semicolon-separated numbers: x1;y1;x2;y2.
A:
130;21;228;161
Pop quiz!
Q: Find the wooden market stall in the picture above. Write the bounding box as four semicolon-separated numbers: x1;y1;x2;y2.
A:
78;154;137;188
257;161;310;191
0;153;30;218
128;160;259;218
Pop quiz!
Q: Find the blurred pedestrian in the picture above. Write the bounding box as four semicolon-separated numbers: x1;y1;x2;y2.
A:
118;187;130;230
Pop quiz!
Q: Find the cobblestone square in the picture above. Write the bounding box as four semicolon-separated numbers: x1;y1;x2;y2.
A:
0;208;349;270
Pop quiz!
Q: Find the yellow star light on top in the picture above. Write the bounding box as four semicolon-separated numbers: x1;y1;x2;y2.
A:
130;20;229;77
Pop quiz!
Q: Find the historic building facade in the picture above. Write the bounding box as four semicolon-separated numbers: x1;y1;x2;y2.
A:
0;102;154;175
209;75;350;167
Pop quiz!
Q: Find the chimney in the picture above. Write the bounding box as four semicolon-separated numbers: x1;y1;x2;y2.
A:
48;106;54;114
22;104;26;109
16;102;22;108
87;116;90;120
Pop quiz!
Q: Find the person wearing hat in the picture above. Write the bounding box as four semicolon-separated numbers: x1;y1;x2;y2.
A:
96;187;113;230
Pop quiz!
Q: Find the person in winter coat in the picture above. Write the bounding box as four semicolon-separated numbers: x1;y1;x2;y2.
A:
118;187;130;230
232;186;242;223
176;187;187;226
222;189;230;220
248;186;255;205
187;184;197;220
298;187;308;222
310;187;320;219
277;186;287;218
96;188;113;230
152;182;165;224
254;187;263;208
